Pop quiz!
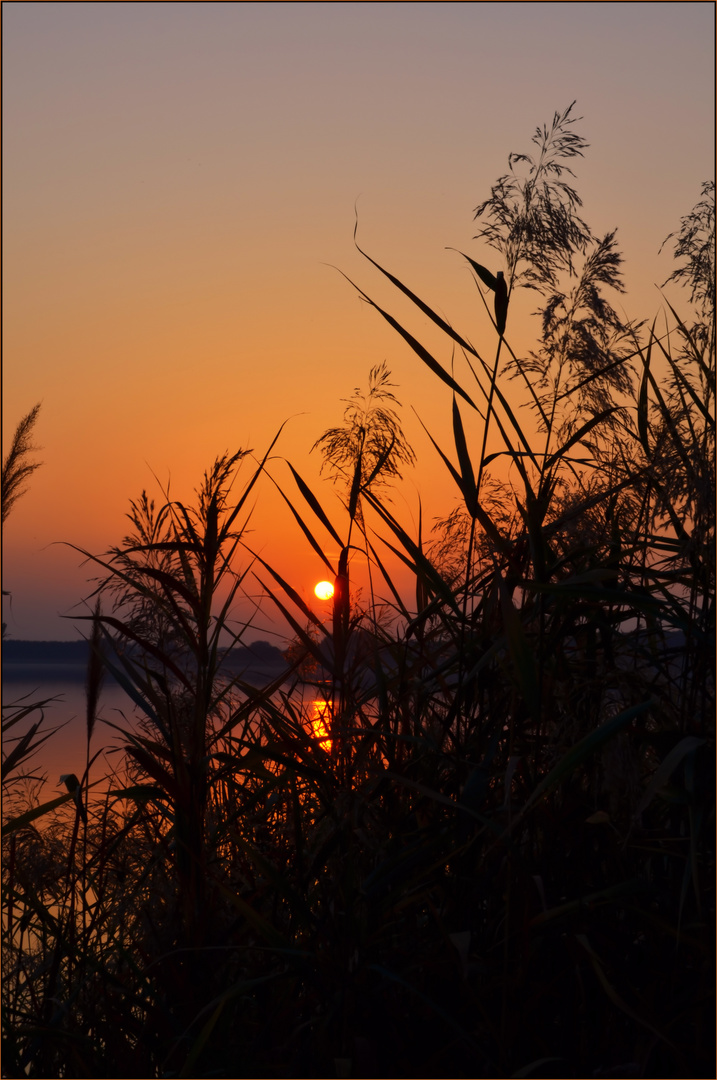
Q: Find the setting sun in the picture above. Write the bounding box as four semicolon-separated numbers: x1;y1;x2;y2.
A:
314;580;334;600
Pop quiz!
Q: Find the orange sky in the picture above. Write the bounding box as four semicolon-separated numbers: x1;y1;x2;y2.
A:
3;2;714;642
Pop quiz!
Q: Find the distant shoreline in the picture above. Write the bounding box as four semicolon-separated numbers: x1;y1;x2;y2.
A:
2;639;289;684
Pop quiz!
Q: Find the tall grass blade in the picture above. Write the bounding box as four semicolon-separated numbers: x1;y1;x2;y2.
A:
337;267;478;409
286;462;345;546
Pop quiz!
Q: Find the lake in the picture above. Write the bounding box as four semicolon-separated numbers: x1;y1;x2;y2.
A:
3;677;141;798
3;667;331;804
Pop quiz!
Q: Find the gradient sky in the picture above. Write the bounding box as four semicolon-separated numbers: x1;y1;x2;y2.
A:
3;1;714;642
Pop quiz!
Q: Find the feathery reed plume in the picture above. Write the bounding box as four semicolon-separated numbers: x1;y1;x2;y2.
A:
660;179;716;319
312;361;415;525
474;101;593;292
2;403;42;525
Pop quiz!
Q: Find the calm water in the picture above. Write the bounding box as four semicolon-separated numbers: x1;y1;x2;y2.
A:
3;673;330;801
3;678;140;798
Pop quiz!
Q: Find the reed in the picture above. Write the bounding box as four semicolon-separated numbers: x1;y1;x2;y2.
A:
2;402;42;527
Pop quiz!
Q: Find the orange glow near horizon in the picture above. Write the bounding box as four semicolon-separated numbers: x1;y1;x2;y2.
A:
2;4;712;642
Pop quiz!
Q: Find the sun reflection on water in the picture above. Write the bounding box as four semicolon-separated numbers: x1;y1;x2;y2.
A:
310;698;332;752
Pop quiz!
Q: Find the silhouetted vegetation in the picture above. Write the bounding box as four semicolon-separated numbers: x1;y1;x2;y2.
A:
2;106;714;1078
2;403;42;528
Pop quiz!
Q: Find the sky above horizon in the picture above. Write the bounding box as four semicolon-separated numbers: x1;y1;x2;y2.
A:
3;1;714;643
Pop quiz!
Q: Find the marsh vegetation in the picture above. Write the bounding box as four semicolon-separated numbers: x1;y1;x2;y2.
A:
3;105;714;1078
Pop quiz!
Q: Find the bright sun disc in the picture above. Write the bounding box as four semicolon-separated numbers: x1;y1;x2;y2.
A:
314;580;334;600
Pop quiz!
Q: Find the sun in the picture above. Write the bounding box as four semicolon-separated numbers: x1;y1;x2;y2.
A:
314;580;334;600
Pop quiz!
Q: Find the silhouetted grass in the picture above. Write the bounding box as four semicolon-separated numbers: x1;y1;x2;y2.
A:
2;109;713;1079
